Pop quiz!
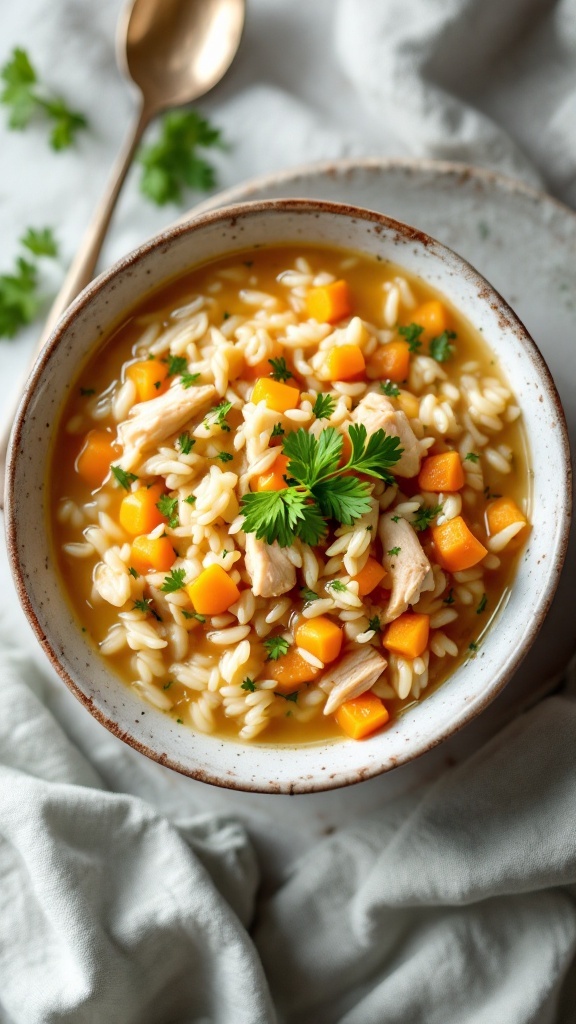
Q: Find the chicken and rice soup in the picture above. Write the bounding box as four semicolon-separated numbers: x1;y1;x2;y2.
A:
51;245;530;743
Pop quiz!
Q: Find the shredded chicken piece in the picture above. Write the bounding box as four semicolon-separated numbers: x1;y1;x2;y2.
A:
322;646;388;715
351;392;426;477
118;383;217;468
379;513;434;622
244;534;296;598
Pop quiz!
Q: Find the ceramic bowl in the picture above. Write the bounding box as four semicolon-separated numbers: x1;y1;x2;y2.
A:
5;199;571;793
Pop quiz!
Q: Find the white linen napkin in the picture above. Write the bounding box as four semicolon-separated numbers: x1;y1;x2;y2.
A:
1;0;576;1021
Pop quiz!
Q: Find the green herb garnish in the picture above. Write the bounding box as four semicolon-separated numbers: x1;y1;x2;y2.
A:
204;399;232;433
167;354;188;377
464;452;480;463
398;322;424;353
412;504;443;532
133;598;162;622
443;589;456;605
429;330;457;362
380;380;400;397
276;690;298;702
21;226;58;257
1;47;88;149
301;587;319;602
387;547;401;557
241;678;256;692
241;425;402;548
111;466;138;491
263;635;290;661
271;422;285;438
138;109;224;205
184;494;196;505
128;566;140;579
160;567;186;593
368;615;382;633
476;594;488;614
215;451;233;463
177;432;195;455
180;371;201;389
268;357;294;382
156;494;179;529
312;392;337;419
328;580;348;593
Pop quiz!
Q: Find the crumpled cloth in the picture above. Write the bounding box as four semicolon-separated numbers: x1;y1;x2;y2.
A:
2;0;576;1021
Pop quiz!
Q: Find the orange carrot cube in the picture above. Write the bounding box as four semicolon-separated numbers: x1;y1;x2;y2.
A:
251;377;300;413
418;451;465;493
295;616;343;664
76;429;117;489
335;692;390;740
382;612;430;659
306;280;352;324
130;535;177;575
119;482;166;536
431;516;488;572
266;650;321;692
351;557;388;596
126;358;169;402
186;564;241;615
366;340;410;382
321;344;366;382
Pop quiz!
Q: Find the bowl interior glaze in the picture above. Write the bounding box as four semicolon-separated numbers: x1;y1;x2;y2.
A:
5;199;571;793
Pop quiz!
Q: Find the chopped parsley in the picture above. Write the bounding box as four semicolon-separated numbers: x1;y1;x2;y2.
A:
464;452;480;463
271;422;285;438
368;615;382;633
184;494;197;505
398;322;424;353
177;432;195;455
160;567;187;593
223;310;230;320
241;678;257;692
312;393;337;420
328;580;348;593
138;109;224;205
275;690;299;702
412;504;443;532
156;494;179;528
111;465;138;491
468;641;479;652
133;598;162;622
241;424;403;547
166;354;188;377
204;399;232;432
476;594;488;614
443;589;456;605
215;451;233;463
180;371;201;389
387;546;401;557
182;610;206;623
1;47;88;149
301;587;319;602
380;380;400;397
163;680;173;690
128;566;140;579
429;330;457;362
268;356;294;382
391;514;401;523
263;635;290;661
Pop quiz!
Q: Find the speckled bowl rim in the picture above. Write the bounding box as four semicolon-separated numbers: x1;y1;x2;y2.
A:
5;196;572;793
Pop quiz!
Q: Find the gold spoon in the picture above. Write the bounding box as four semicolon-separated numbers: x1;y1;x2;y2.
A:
0;0;244;502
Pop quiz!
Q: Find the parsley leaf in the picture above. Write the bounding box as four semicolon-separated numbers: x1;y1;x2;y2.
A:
328;580;348;593
160;567;186;593
313;476;372;526
128;566;140;579
412;503;443;532
271;422;285;438
111;465;138;491
156;494;179;528
184;494;196;505
180;372;201;389
1;48;87;148
182;610;205;622
276;690;299;702
301;587;319;602
204;400;232;432
312;392;337;419
464;452;480;463
264;635;290;661
398;322;424;352
166;354;188;376
138;110;225;205
0;257;39;338
387;546;401;557
268;356;294;382
241;678;256;692
241;489;323;547
368;615;381;632
347;423;403;481
215;451;233;463
443;589;456;605
21;226;58;257
133;598;162;622
177;432;195;455
380;379;400;397
476;594;488;614
429;330;457;362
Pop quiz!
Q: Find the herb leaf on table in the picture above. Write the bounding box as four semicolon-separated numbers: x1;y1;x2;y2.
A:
138;110;225;205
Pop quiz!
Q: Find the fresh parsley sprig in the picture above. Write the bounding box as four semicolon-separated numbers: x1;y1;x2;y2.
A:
268;357;294;382
241;425;403;547
429;330;457;362
138;110;225;206
312;393;336;420
1;48;88;149
412;503;443;532
398;323;424;353
0;227;59;339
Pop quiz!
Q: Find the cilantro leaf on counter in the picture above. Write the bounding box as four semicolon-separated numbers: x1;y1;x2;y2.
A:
0;257;39;338
1;47;88;148
138;110;225;206
21;226;58;257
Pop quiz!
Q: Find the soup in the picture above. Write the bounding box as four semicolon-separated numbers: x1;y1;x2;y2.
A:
50;245;530;744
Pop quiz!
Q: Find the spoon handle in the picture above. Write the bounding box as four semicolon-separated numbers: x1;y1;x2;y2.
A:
39;102;152;345
0;103;152;508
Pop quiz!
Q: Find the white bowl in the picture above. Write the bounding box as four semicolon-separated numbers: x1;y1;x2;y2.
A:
5;199;572;793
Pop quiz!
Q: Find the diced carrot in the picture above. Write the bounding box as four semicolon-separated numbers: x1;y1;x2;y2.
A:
431;515;488;572
306;280;352;324
335;692;389;740
186;563;240;615
321;344;366;382
130;534;176;574
411;300;447;341
252;453;290;492
352;557;388;596
486;497;528;537
76;429;117;488
251;377;301;413
295;616;343;664
243;341;283;381
266;650;321;692
382;612;430;659
366;340;410;382
119;482;166;536
396;389;419;419
126;358;169;402
418;451;465;493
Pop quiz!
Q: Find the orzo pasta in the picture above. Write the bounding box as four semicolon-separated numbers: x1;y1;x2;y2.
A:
50;245;530;743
